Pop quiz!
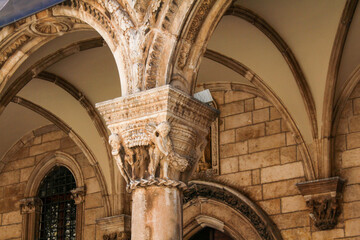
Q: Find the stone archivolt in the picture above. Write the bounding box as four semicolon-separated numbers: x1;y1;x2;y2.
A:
97;85;218;190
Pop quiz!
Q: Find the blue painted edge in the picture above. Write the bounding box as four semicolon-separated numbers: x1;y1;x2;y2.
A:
0;0;66;28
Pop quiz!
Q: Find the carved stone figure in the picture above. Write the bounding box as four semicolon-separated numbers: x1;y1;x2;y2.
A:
109;133;132;185
307;197;340;230
148;122;188;179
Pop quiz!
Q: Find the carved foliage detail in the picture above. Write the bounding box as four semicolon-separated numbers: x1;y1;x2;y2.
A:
0;35;31;68
184;184;275;240
307;197;340;230
30;18;73;36
177;0;216;69
19;197;42;215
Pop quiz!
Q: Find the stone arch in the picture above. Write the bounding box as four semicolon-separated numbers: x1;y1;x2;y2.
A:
25;151;84;196
21;151;86;240
183;181;283;240
0;0;132;95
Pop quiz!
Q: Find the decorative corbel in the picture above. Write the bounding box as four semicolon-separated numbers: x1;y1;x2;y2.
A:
296;177;345;230
70;186;86;204
19;197;42;215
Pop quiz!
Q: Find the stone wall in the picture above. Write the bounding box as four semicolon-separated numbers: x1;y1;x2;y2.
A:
334;82;360;239
191;87;360;239
0;125;106;240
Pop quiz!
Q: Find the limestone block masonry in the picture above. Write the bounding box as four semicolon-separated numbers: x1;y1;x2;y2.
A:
96;85;218;240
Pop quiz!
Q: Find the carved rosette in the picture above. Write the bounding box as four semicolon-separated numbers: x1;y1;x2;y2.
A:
296;177;345;230
70;186;86;204
30;18;73;36
96;85;218;189
19;197;42;215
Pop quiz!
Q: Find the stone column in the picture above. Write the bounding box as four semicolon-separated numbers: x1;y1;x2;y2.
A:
96;85;218;240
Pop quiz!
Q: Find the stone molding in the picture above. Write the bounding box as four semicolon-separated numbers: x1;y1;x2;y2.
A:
183;181;283;240
296;176;345;230
19;197;43;215
96;85;218;188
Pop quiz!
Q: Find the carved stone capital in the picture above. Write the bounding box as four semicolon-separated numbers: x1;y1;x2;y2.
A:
96;85;218;189
296;177;345;230
19;197;42;215
70;186;86;204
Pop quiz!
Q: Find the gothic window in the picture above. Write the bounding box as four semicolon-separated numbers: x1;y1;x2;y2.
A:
37;166;77;240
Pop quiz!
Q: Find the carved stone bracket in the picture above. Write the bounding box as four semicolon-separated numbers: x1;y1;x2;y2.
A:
19;197;42;215
70;186;86;204
296;176;345;230
96;85;218;190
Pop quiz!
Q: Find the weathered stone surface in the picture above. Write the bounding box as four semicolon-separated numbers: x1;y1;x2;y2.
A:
258;199;280;215
311;229;344;240
29;140;60;156
2;157;34;172
85;192;103;209
281;227;311;240
239;149;280;171
211;91;224;105
270;107;281;120
220;129;235;145
261;162;304;183
280;146;297;164
347;132;360;149
85;207;104;225
216;171;252;188
344;184;360;202
343;201;360;219
266;120;281;135
224;112;252;129
337;117;349;134
252;169;260;185
220;157;238;174
342;148;360;168
254;97;271;109
340;167;360;184
0;171;20;186
2;211;22;225
224;91;254;103
249;133;286;153
349;115;360;132
286;132;296;146
220;141;247;158
85;177;101;194
263;178;303;199
281;195;307;213
244;99;254;112
242;185;263;201
0;224;21;239
20;166;34;182
353;98;360;115
272;211;309;230
235;123;265;142
42;130;66;142
345;218;360;236
219;101;244;117
253;108;269;124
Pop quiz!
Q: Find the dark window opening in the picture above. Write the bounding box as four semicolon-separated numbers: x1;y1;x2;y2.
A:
189;227;234;240
37;166;76;240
